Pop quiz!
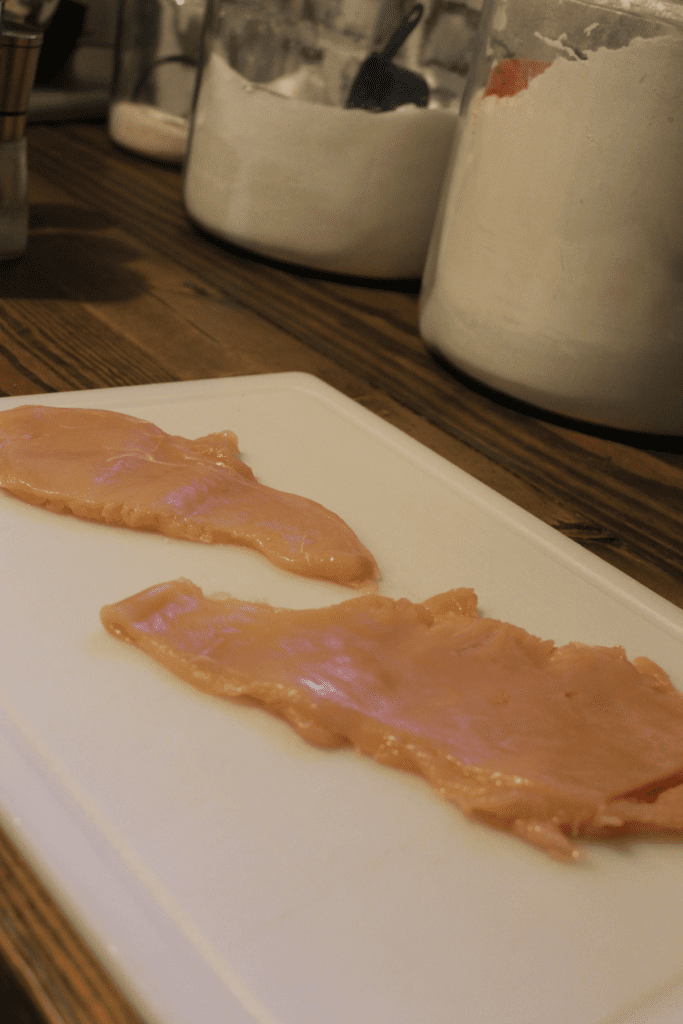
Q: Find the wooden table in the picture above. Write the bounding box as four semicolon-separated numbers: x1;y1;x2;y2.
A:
1;119;682;1024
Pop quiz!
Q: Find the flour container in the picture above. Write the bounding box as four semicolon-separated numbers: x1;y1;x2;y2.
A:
109;0;205;163
182;0;466;278
419;0;683;433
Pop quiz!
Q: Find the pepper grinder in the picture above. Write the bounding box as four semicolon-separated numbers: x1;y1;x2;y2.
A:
0;2;50;259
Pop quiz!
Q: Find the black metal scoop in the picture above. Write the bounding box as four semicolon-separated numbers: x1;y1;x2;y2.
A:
346;4;429;113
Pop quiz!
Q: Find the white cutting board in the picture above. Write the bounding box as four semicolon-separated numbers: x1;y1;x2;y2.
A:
2;373;683;1024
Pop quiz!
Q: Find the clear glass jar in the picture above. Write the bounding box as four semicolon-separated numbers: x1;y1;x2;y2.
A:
109;0;206;163
419;0;683;433
0;25;42;260
0;137;29;260
182;0;464;278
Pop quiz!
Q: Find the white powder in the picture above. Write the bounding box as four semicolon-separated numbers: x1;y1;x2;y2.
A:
109;101;189;164
182;51;458;278
420;35;683;433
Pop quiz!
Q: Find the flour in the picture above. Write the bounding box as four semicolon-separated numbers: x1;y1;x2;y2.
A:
109;101;189;163
420;35;683;432
182;50;458;278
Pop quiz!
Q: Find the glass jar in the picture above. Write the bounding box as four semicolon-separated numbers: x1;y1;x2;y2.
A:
0;25;42;260
109;0;206;163
419;0;683;434
182;0;464;278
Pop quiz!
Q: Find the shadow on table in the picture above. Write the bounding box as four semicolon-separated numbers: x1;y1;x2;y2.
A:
0;203;147;303
0;954;44;1024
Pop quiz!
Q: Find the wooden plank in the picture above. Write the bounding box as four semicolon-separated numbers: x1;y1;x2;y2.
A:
0;826;146;1024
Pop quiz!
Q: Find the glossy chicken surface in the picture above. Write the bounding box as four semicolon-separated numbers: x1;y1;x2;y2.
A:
101;578;683;861
0;405;379;587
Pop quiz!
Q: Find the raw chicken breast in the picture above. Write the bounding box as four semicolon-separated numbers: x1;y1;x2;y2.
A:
0;405;379;587
101;578;683;861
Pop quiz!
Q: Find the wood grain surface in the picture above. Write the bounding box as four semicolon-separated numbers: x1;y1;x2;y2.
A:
0;119;682;1024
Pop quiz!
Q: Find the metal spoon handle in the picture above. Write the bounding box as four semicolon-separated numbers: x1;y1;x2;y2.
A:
382;4;424;61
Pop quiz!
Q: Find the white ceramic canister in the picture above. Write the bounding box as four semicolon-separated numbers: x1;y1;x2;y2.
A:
182;0;470;278
419;0;683;433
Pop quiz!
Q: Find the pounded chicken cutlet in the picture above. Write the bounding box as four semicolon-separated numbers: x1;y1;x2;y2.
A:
0;405;379;587
101;578;683;861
